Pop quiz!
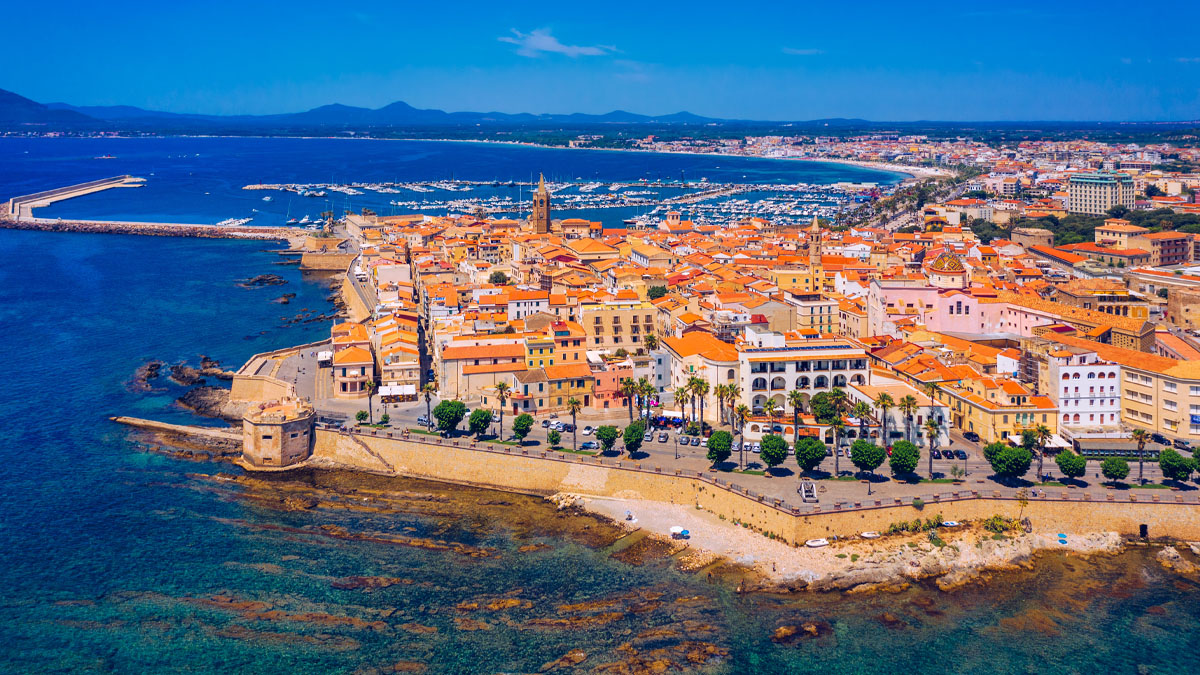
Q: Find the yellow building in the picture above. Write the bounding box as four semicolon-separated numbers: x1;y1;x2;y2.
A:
580;298;657;350
525;333;557;368
940;376;1058;445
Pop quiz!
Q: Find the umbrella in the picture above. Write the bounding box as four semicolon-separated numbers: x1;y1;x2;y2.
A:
669;526;684;535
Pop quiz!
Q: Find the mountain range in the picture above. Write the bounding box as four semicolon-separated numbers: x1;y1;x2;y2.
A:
0;87;744;128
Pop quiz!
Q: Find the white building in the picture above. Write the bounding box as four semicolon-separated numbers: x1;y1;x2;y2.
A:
1047;345;1122;438
738;327;869;413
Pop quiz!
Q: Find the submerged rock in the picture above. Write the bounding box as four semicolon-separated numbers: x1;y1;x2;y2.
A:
237;274;288;288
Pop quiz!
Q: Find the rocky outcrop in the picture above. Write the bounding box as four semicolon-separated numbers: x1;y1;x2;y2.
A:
802;531;1125;593
272;293;296;304
546;493;585;511
128;360;166;392
0;217;294;241
176;386;244;422
1156;546;1199;576
237;274;288;288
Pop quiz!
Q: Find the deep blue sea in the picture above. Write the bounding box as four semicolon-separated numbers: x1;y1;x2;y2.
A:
1;138;1198;674
1;136;903;228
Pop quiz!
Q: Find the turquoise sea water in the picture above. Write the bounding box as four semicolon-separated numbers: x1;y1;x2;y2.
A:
2;140;1200;673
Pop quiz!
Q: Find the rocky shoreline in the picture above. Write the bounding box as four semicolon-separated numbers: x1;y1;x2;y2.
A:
0;217;298;241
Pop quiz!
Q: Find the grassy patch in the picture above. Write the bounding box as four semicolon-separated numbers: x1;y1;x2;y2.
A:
1138;483;1172;489
1034;481;1066;487
907;542;919;549
484;438;520;446
836;553;848;559
991;533;1009;541
919;478;956;484
551;446;597;456
821;476;860;482
850;554;860;562
731;469;766;476
408;428;439;436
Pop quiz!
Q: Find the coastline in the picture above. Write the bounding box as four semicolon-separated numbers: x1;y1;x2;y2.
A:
578;494;1126;591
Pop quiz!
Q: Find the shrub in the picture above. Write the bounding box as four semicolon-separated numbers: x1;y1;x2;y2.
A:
911;497;925;510
547;429;561;448
356;410;369;423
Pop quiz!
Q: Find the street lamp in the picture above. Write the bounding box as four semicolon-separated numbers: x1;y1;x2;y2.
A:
674;434;679;460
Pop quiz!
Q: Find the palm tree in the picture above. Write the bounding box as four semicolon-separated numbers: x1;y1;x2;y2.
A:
828;387;849;418
852;401;872;442
923;382;940;422
422;383;437;430
713;384;728;425
494;381;510;439
675;389;691;425
898;395;919;443
566;396;582;450
762;398;778;436
363;379;377;425
694;379;710;433
638;377;655;420
1131;428;1148;484
874;392;895;446
619;378;638;422
725;384;741;429
924;418;941;478
831;417;845;476
787;389;805;447
1033;424;1052;482
643;333;658;351
734;404;752;469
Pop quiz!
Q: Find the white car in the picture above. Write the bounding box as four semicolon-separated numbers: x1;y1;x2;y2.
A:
752;442;762;454
582;426;594;436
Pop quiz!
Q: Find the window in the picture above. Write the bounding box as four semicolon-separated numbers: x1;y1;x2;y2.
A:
1165;400;1178;412
1165;382;1177;393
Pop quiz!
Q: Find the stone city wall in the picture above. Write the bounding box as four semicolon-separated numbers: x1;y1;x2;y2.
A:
309;429;1200;544
339;276;373;323
230;375;297;404
299;252;357;271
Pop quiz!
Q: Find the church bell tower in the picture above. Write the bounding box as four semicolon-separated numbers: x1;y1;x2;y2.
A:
531;173;551;234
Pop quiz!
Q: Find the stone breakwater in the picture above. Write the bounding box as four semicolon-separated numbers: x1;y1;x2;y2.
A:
0;217;297;241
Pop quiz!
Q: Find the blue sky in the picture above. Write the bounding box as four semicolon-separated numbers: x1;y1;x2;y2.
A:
5;1;1198;121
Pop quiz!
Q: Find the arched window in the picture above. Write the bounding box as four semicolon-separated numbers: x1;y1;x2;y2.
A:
1073;414;1080;423
797;376;810;388
1061;373;1070;380
1062;414;1069;423
1072;373;1080;380
833;374;847;387
752;377;767;391
752;394;767;411
771;376;786;390
1086;372;1096;379
814;375;829;388
850;374;866;385
727;368;736;381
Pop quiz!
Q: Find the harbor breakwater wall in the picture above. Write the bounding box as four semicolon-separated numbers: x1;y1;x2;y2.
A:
309;428;1200;544
0;217;297;241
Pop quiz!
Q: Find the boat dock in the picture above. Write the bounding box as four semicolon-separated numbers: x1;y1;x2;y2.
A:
2;176;301;241
5;175;145;219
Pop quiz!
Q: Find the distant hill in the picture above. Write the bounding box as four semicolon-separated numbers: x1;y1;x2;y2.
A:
11;88;722;129
0;89;98;125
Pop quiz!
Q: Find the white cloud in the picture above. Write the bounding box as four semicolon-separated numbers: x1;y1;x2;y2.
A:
782;47;824;56
499;29;616;58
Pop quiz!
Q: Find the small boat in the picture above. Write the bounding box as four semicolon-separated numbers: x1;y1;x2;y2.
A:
805;538;830;548
93;155;115;159
286;218;299;225
860;531;880;539
262;196;273;202
941;521;961;528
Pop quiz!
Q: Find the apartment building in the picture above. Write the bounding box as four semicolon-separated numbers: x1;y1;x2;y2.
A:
1067;172;1134;215
1129;231;1192;267
738;327;869;414
580;297;657;350
1046;345;1122;439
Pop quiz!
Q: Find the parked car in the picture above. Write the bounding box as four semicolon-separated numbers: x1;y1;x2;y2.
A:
752;442;762;454
953;449;968;460
416;415;430;426
541;419;552;428
825;446;833;456
930;449;942;459
492;413;502;423
1151;433;1169;445
658;432;669;443
580;441;599;451
963;431;980;442
842;448;852;458
1173;439;1190;452
555;422;567;432
582;426;594;436
562;423;575;433
690;436;702;446
643;431;654;442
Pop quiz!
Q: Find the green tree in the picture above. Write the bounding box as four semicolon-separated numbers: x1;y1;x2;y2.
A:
852;401;873;442
990;446;1033;480
646;285;668;300
356;409;369;423
422;383;437;429
596;425;620;453
511;413;534;444
760;434;789;471
809;391;840;425
488;271;509;285
1159;449;1195;482
623;419;647;456
547;429;562;448
983;441;1006;467
468;408;492;438
1055;449;1087;481
794;436;827;474
493;382;510;439
619;379;638;422
706;430;733;468
888;439;919;476
363;380;377;424
1101;457;1130;484
643;333;658;351
850;439;885;476
433;400;468;435
788;389;806;446
873;392;895;444
379;413;390;426
898;395;919;442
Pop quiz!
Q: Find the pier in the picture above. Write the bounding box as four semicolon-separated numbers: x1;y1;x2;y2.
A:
2;176;301;241
5;175;144;219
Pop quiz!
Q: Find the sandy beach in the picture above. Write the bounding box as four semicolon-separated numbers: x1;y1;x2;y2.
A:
579;494;1125;591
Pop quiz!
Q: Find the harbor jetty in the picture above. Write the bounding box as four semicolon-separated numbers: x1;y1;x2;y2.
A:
2;177;299;241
